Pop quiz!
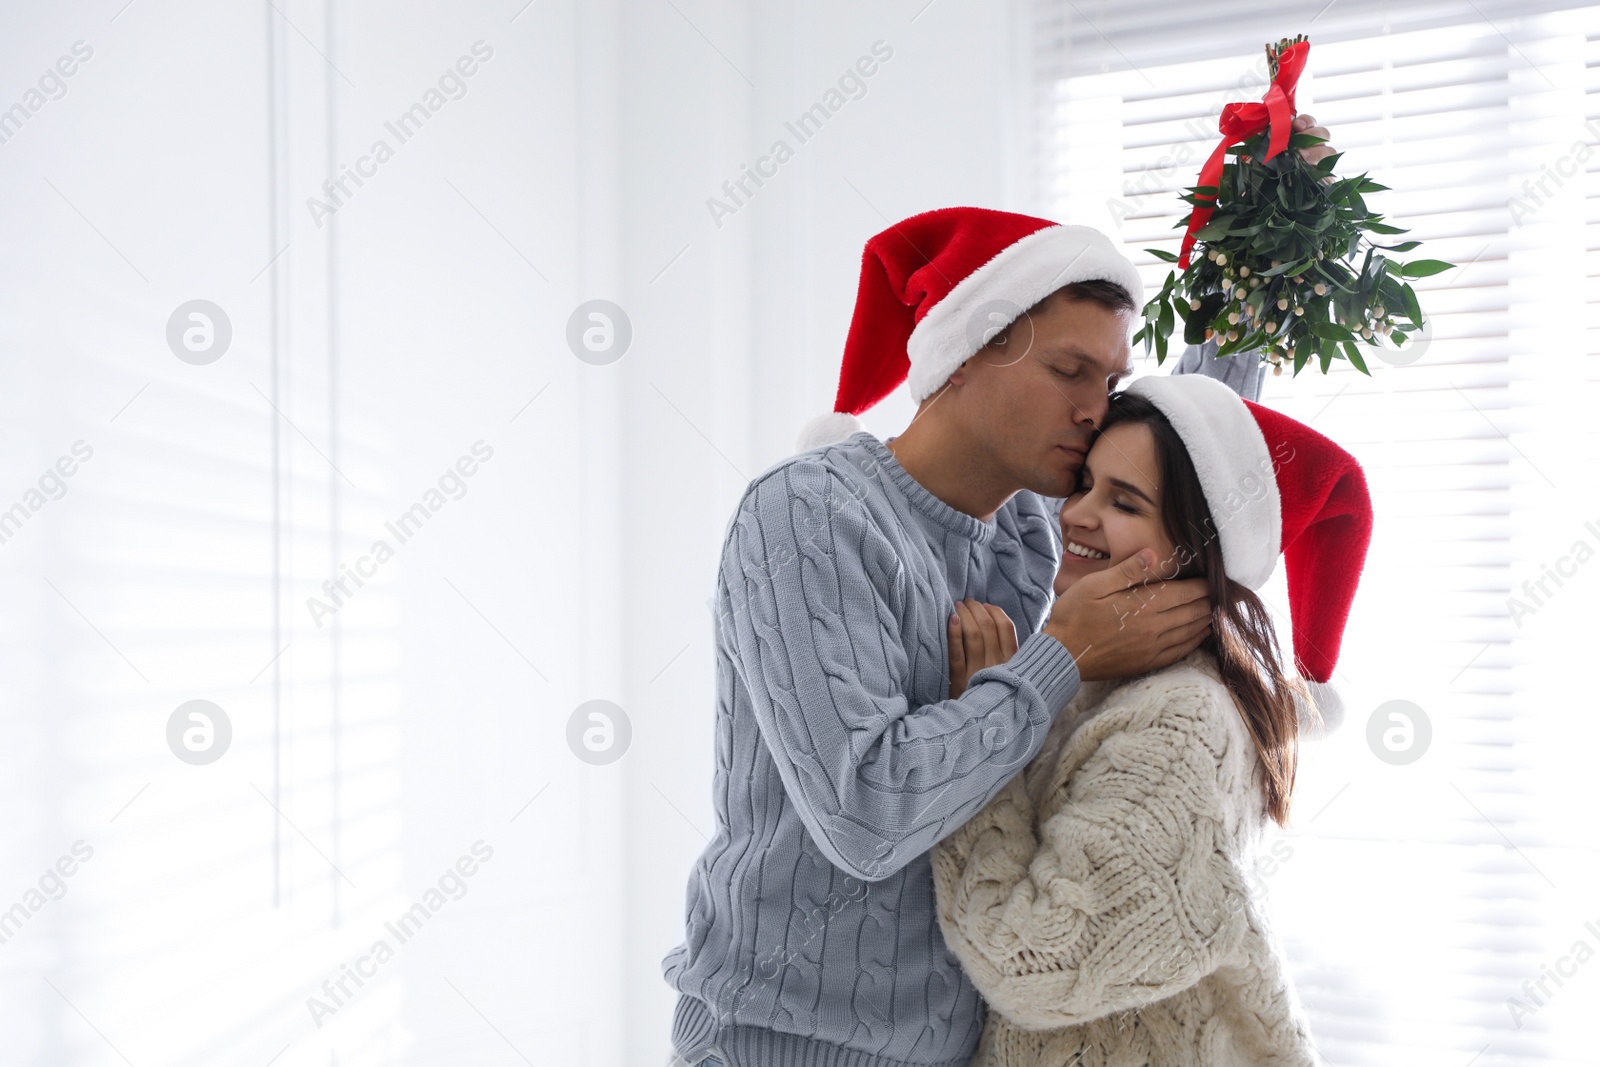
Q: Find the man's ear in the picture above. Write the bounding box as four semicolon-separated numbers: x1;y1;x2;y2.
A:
946;355;976;387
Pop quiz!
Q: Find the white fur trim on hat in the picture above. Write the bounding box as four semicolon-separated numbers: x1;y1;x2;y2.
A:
1125;374;1281;589
904;225;1145;403
795;410;865;452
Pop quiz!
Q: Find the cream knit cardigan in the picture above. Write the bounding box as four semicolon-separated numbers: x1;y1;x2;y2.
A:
931;649;1320;1067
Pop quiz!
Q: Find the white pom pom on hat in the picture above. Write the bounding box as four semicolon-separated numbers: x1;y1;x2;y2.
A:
794;411;866;453
1299;678;1345;735
794;206;1144;453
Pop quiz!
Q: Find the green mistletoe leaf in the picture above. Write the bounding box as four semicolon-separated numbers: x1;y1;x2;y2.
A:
1401;282;1424;325
1397;259;1454;278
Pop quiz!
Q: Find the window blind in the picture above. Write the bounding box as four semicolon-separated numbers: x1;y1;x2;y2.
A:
1031;4;1600;1063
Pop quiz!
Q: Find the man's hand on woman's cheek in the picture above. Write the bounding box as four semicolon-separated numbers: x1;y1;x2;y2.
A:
1044;549;1213;681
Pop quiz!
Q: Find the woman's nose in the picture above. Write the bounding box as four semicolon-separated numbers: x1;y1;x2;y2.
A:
1059;500;1099;530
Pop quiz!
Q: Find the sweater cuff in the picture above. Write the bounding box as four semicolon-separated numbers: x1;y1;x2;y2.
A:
1006;630;1081;715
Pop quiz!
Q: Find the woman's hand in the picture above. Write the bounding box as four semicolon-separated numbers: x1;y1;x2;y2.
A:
947;600;1019;698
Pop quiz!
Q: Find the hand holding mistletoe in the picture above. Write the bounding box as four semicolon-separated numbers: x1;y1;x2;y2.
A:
1134;37;1452;377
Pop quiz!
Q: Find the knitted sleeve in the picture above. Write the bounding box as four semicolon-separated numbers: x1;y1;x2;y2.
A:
930;677;1254;1030
719;459;1082;884
1170;337;1266;401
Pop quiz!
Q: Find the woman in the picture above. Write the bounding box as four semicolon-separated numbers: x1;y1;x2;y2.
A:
932;373;1373;1066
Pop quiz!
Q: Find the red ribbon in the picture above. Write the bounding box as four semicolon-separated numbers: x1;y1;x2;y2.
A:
1177;41;1310;270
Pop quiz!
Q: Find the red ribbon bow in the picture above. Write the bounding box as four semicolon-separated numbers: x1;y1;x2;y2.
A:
1177;41;1311;270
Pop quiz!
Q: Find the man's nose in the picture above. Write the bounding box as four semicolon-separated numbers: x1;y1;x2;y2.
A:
1076;386;1110;428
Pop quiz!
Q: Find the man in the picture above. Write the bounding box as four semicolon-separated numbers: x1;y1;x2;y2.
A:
661;206;1209;1067
661;116;1333;1067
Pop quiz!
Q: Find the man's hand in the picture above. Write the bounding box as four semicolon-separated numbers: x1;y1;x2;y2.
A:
1294;113;1337;186
1043;549;1212;681
1293;112;1335;165
1243;113;1336;172
946;600;1018;698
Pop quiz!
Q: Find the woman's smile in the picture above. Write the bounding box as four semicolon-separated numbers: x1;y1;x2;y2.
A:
1063;537;1110;561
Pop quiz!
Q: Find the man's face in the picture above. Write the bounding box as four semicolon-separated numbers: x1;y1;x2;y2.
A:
948;292;1135;499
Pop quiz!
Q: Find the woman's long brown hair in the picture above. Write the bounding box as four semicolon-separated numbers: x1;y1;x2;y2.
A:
1099;391;1312;826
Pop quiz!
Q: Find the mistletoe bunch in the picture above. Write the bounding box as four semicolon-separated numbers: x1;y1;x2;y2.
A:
1133;37;1452;376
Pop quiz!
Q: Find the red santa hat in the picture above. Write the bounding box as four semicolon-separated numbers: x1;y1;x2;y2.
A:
1124;373;1373;729
796;206;1146;451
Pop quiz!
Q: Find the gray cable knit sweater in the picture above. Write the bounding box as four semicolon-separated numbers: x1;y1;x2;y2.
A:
661;432;1084;1067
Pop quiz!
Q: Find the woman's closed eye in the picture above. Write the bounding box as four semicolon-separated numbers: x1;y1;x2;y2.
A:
1069;483;1140;516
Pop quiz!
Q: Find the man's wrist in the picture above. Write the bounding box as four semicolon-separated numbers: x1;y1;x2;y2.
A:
1012;630;1081;714
1042;621;1078;660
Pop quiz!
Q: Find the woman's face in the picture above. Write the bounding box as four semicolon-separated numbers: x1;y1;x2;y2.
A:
1053;421;1180;597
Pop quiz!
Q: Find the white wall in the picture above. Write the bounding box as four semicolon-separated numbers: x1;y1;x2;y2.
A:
0;1;1031;1064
